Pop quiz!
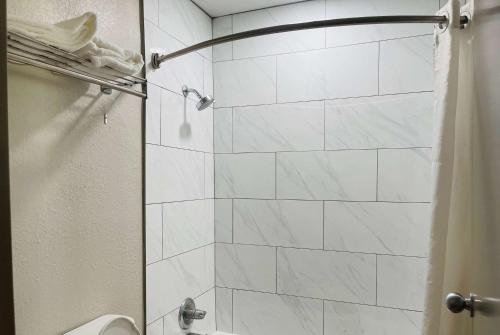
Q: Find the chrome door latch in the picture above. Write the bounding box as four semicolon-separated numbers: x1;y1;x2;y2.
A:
445;292;475;317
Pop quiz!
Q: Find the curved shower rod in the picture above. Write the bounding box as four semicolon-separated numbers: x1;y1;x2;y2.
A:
151;14;469;68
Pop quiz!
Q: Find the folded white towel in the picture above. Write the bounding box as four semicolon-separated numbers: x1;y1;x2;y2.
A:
75;37;145;76
8;12;144;76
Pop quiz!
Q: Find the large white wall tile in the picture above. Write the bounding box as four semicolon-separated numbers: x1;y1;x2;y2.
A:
233;101;324;152
214;57;277;107
144;0;159;25
233;290;323;335
146;145;204;203
215;153;276;199
325;0;438;47
146;84;161;145
324;202;431;256
377;255;428;311
324;301;422;335
205;153;214;197
277;43;378;103
146;204;163;265
276;150;377;200
216;244;276;292
215;199;232;243
146;244;214;323
214;108;233;153
378;148;432;202
144;21;204;94
161;89;213;152
163;199;214;258
380;35;434;94
213;16;233;62
325;93;433;150
158;0;212;59
216;287;233;333
232;0;325;59
277;248;376;304
233;199;323;249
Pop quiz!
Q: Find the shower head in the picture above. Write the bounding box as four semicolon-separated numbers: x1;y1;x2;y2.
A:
182;85;214;111
196;95;215;111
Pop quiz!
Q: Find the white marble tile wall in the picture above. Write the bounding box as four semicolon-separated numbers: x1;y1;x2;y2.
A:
216;243;276;292
233;101;324;152
213;57;277;107
233;199;323;248
324;301;423;335
213;1;434;334
144;1;215;334
232;0;326;59
233;290;323;335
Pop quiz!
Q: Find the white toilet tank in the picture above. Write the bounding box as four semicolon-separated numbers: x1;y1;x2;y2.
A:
64;315;141;335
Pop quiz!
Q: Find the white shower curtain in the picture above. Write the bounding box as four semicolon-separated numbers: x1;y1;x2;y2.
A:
422;0;476;334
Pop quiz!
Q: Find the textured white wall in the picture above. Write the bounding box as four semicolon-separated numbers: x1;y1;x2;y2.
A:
7;1;144;334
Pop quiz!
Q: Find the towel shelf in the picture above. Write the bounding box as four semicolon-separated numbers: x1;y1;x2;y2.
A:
7;30;147;98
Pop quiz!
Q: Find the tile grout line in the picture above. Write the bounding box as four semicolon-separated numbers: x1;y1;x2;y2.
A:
322;201;325;250
322;299;325;335
375;255;378;306
211;33;434;64
376;149;379;201
231;199;234;243
231;107;234;152
208;198;431;204
147;242;215;266
213;90;434;109
274;152;278;199
216;286;425;313
213;146;433;155
215;241;428;259
146;142;213;155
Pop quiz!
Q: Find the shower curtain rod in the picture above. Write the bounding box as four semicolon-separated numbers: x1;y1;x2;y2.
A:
151;15;469;68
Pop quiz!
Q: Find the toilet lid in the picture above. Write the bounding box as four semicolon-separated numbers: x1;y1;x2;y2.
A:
64;315;141;335
100;317;141;335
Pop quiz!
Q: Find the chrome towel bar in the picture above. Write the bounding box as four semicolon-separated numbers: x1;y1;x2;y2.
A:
7;30;147;98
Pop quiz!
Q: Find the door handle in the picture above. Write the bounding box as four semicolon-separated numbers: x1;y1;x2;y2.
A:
445;292;475;317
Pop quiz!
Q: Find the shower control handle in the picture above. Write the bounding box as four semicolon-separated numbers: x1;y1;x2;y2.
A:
178;298;206;330
184;308;206;320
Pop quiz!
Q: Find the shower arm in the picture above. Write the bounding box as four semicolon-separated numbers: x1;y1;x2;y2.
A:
182;85;203;99
151;15;469;68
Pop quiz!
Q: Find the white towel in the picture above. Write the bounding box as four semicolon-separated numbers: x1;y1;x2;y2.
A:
8;12;144;75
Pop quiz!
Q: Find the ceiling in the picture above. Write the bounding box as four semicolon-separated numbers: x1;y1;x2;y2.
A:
192;0;305;17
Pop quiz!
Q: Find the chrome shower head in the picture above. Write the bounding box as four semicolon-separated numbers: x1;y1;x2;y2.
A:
196;95;215;111
182;85;214;111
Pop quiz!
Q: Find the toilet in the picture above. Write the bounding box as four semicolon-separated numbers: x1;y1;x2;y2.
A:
64;315;141;335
